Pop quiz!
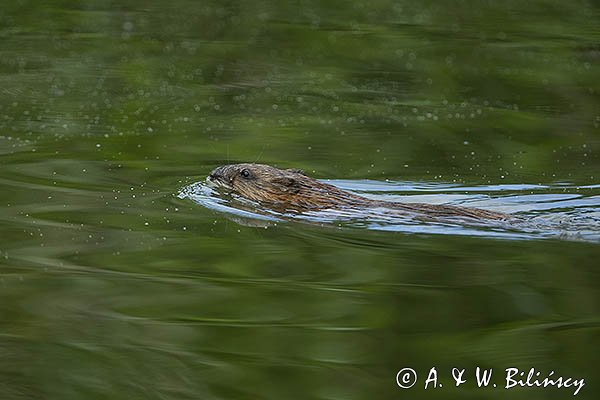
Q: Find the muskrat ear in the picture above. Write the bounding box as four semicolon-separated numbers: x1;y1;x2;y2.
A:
285;168;305;175
271;176;300;193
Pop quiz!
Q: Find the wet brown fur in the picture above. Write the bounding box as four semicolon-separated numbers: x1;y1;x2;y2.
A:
207;163;509;220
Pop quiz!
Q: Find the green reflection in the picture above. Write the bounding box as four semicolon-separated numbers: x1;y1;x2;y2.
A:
0;1;599;399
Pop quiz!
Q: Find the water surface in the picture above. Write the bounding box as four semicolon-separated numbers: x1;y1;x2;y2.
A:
1;1;599;399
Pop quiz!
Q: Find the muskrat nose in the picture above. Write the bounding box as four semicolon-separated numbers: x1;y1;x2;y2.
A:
208;166;225;181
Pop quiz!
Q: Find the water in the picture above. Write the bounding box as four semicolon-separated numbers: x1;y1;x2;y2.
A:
1;1;599;399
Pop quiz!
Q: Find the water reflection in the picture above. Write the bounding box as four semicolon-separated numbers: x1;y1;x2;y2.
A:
1;0;599;399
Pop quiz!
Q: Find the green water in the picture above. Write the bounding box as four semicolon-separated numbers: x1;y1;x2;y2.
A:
1;1;599;399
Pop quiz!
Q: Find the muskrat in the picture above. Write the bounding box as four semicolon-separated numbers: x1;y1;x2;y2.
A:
207;163;510;221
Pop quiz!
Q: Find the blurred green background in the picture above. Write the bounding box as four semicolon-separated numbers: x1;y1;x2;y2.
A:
0;1;599;399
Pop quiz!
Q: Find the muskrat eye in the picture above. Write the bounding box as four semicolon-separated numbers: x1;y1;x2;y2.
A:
240;169;250;178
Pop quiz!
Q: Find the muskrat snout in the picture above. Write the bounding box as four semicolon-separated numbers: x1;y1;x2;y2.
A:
206;166;224;184
206;165;237;190
207;166;221;178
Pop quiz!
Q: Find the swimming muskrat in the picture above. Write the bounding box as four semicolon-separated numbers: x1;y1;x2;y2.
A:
207;163;510;221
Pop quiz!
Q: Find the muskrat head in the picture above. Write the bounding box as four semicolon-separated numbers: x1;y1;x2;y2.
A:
207;163;307;204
